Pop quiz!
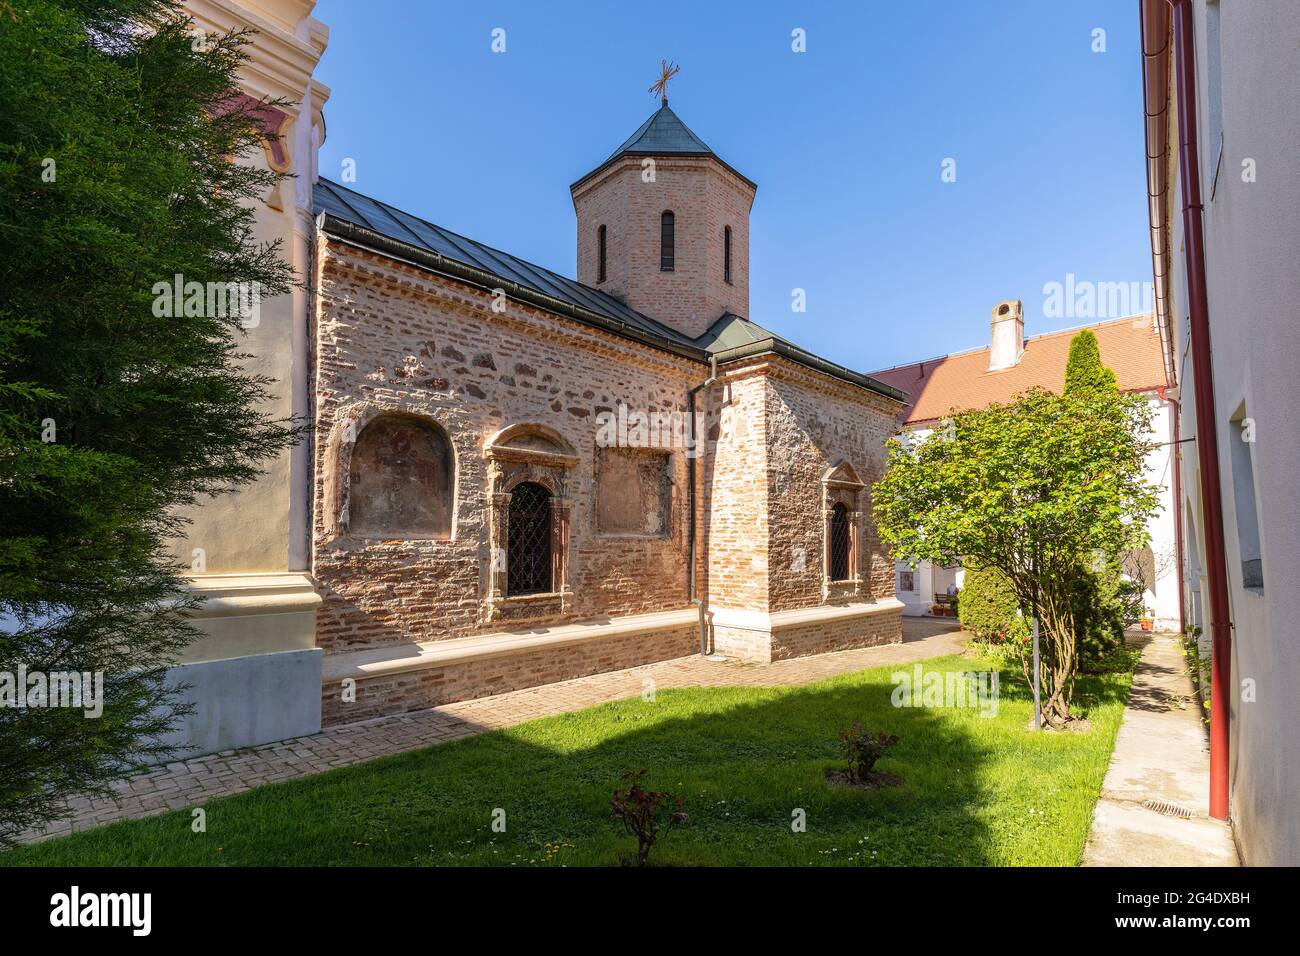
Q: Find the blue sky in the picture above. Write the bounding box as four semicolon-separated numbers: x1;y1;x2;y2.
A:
314;0;1151;372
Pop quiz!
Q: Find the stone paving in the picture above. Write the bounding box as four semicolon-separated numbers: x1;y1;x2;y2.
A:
1082;631;1239;866
19;617;965;845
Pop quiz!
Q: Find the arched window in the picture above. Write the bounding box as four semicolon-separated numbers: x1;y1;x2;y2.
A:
597;224;607;283
508;482;553;595
660;211;675;271
349;416;453;539
723;225;732;285
829;502;851;582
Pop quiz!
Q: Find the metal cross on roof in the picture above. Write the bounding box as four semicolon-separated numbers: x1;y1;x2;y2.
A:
648;59;681;105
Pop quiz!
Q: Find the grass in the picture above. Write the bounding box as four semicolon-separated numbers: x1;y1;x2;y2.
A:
3;652;1133;867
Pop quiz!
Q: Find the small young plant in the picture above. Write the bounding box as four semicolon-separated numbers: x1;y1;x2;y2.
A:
838;723;899;783
609;769;687;867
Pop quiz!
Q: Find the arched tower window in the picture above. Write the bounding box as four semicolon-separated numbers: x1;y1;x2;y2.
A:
660;211;675;271
829;502;851;582
724;225;732;285
507;481;553;595
348;416;453;539
597;224;607;283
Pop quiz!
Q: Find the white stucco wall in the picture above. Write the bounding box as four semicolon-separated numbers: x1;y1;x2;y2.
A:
1165;0;1300;866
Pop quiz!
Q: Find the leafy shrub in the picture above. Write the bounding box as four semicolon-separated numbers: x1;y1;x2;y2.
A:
837;723;898;783
1071;559;1129;670
610;769;687;867
958;565;1028;643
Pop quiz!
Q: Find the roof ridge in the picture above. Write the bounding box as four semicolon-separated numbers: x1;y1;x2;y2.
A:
869;312;1157;376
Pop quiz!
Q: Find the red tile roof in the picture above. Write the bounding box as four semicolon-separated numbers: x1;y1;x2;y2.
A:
869;315;1169;426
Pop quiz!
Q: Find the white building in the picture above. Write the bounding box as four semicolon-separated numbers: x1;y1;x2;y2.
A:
1140;0;1300;864
871;302;1180;629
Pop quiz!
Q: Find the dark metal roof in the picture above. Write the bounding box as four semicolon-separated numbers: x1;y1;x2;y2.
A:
699;315;908;403
608;102;714;157
314;178;701;352
571;103;756;191
313;180;900;403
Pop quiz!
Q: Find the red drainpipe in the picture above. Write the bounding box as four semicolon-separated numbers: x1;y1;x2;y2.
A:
1147;0;1234;821
1157;386;1187;636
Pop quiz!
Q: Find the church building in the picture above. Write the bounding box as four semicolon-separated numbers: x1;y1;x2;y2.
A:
168;0;907;751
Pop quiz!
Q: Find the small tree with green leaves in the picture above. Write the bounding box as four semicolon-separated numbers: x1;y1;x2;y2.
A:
874;389;1158;725
0;0;296;844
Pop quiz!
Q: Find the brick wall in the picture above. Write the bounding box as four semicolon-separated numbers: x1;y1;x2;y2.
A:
321;623;698;726
572;157;754;339
769;608;902;661
763;365;901;611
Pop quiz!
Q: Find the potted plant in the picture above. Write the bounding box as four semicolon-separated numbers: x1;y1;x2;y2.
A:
1139;607;1155;631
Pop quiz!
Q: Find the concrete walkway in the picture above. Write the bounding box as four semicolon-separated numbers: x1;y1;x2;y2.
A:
18;617;964;845
1082;631;1239;866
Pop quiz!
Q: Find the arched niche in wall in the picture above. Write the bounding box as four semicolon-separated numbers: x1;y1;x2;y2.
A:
349;415;455;539
322;406;456;543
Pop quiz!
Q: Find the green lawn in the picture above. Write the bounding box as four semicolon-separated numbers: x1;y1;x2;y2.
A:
3;653;1132;866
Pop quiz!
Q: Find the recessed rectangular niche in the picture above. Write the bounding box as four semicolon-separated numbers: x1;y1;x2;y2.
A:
595;448;671;536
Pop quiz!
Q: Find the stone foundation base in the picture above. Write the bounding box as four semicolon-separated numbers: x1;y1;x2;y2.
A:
321;609;699;726
711;599;904;664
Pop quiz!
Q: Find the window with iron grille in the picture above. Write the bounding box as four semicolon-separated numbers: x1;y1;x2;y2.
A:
724;225;732;284
507;481;553;595
597;224;607;283
829;502;851;582
660;211;675;271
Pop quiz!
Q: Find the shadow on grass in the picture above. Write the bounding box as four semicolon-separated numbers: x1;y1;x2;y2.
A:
2;656;1133;867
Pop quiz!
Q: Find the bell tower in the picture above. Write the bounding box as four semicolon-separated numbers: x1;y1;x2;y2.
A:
571;83;756;340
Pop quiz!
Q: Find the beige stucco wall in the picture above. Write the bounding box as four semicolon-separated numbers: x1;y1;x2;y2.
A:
169;0;328;579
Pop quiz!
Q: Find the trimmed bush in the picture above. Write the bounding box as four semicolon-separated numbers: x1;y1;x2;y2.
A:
958;565;1029;643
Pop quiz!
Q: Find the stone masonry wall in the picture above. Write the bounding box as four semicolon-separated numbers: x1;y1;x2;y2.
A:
312;238;702;655
764;364;901;612
312;235;905;720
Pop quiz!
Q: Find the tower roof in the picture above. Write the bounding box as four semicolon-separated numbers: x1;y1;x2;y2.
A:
571;102;756;191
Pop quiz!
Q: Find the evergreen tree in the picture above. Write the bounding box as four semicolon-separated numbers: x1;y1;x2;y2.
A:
0;0;297;844
1064;330;1130;667
1063;328;1119;397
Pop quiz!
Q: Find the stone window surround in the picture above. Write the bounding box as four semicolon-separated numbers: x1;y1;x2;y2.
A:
822;460;865;601
483;424;579;623
322;403;458;544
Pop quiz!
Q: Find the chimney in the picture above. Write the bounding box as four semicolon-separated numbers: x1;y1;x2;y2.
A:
988;299;1024;371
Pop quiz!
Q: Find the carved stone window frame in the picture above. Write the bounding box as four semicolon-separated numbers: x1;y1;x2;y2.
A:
321;403;458;545
822;460;865;601
483;424;579;623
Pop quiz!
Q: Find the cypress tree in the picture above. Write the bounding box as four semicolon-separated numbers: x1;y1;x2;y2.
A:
1063;328;1119;396
0;0;297;843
